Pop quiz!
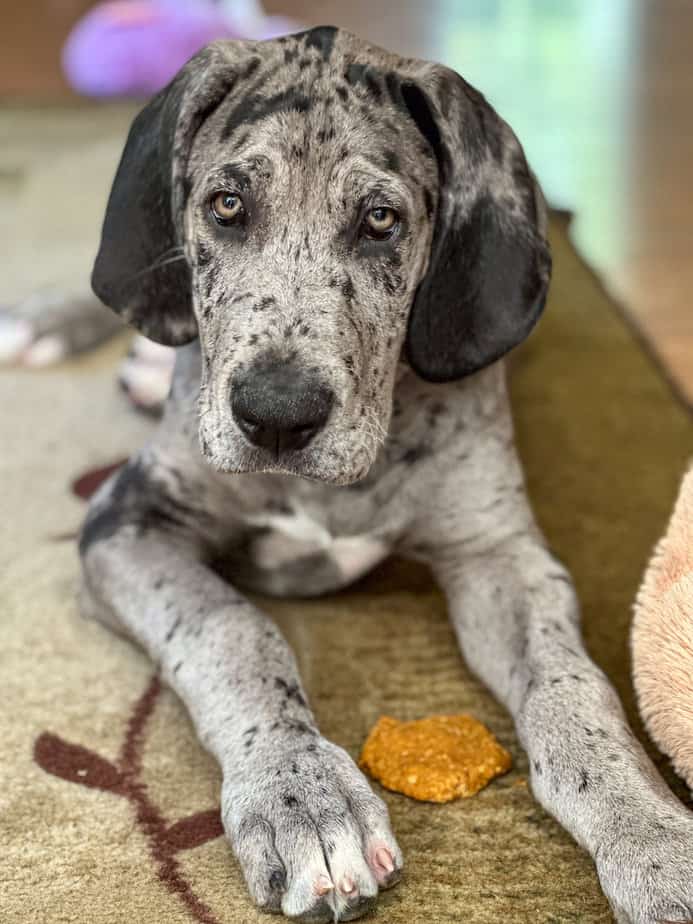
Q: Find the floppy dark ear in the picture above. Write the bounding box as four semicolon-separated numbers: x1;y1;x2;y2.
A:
399;66;551;382
91;42;242;345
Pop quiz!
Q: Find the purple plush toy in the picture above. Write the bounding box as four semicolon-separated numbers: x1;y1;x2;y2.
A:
63;0;297;97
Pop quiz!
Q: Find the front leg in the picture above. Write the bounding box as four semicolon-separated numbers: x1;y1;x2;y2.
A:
420;460;693;923
79;460;402;923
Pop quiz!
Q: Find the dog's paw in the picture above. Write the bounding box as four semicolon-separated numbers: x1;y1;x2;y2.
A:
117;335;175;413
0;300;65;366
0;291;123;366
222;735;403;922
597;810;693;923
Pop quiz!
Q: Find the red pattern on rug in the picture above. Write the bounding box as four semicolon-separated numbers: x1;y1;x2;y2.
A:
34;676;225;924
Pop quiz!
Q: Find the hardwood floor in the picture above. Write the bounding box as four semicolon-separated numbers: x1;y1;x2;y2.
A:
1;0;692;404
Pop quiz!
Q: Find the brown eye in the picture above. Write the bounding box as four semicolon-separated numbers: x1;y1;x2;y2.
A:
210;191;244;225
363;206;399;240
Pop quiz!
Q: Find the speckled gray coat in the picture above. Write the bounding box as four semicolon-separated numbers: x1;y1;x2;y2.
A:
79;27;693;924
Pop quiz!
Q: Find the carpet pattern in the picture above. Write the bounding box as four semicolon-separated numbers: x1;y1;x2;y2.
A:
2;217;692;923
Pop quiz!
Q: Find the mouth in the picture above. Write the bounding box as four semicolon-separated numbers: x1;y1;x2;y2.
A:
200;424;372;486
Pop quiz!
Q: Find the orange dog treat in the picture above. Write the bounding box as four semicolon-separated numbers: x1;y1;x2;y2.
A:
359;714;512;803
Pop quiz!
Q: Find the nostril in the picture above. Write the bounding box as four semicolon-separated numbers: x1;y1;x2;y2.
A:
289;422;319;436
240;417;261;435
237;409;261;429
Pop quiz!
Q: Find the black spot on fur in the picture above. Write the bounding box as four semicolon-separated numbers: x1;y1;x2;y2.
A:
398;80;443;162
165;615;181;643
196;243;212;268
578;769;590;793
383;149;400;172
79;460;204;554
401;445;429;465
336;84;348;103
223;88;312;140
345;63;365;86
302;25;337;61
203;276;215;300
234;130;250;151
345;63;383;100
275;676;307;708
241;57;261;79
269;869;286;891
283;795;299;808
342;274;355;302
384;72;404;108
281;719;316;736
382;268;403;295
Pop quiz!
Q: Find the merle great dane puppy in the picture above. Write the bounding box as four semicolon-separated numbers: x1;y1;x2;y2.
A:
77;26;693;924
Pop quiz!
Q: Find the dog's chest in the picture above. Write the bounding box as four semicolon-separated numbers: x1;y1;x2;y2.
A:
220;485;395;597
250;506;387;577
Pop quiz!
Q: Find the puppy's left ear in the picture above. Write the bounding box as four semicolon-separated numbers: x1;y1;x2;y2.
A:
91;42;240;345
398;65;551;382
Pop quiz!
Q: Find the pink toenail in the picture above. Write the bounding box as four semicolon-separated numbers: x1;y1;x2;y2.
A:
340;875;356;895
315;874;334;896
375;847;395;874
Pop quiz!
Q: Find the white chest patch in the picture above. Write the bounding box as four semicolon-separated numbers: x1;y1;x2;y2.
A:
246;507;333;547
244;508;389;583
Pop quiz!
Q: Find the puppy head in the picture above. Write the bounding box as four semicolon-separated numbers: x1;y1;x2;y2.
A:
92;27;550;484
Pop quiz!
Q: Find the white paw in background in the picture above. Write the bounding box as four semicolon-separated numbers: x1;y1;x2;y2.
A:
0;290;122;367
117;335;176;412
0;301;67;366
0;292;175;413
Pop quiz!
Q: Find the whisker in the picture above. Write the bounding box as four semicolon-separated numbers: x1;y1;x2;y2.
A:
126;252;187;283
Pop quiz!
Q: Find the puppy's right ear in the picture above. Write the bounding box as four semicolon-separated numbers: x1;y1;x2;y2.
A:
91;42;244;345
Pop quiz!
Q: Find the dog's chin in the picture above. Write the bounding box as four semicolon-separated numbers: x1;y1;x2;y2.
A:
199;433;375;486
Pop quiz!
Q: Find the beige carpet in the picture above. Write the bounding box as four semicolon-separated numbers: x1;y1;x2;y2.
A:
2;147;692;921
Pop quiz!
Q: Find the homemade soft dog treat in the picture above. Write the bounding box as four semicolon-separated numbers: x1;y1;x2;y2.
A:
359;715;512;803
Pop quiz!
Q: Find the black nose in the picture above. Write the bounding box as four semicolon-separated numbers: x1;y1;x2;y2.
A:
231;363;333;455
